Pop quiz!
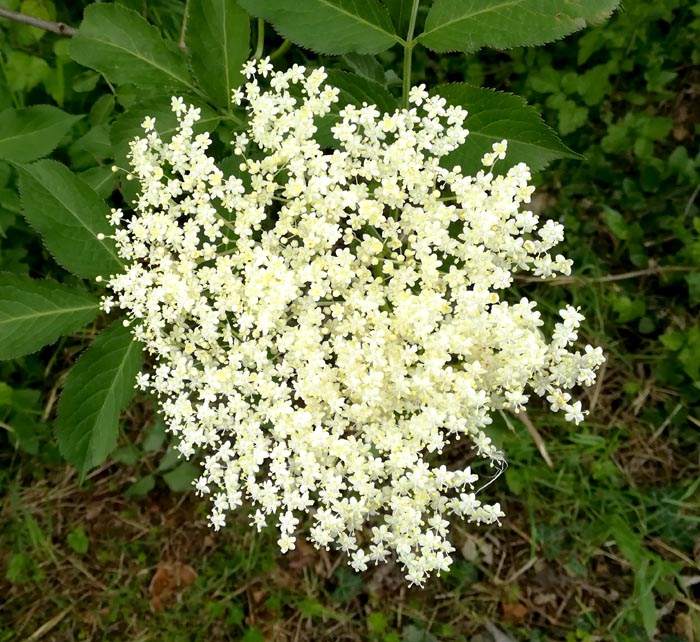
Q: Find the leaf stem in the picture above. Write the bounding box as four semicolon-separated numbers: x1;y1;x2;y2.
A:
270;39;291;61
401;0;421;109
0;7;76;36
254;19;265;59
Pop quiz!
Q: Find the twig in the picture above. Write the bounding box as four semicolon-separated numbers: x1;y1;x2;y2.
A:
0;7;76;36
515;264;695;286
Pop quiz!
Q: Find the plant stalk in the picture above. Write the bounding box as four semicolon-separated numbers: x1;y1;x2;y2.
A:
254;19;265;59
178;0;190;50
401;0;421;108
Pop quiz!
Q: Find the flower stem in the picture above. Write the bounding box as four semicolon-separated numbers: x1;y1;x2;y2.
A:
401;0;421;109
254;19;265;59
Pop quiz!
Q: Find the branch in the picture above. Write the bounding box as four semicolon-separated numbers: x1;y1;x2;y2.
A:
515;264;696;286
0;7;77;37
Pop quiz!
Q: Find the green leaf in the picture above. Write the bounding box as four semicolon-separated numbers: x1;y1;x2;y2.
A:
602;206;629;240
69;4;196;92
79;166;116;199
0;105;82;163
18;160;123;279
0;272;99;360
187;0;250;108
162;461;200;492
111;444;141;466
366;611;388;634
4;51;49;94
298;599;348;621
435;84;579;174
142;417;167;452
0;382;12;406
241;628;265;642
66;526;89;554
659;331;685;352
55;320;143;481
237;0;399;54
125;474;156;498
327;69;398;111
8;413;40;455
343;53;386;85
419;0;620;53
382;0;414;36
157;444;180;472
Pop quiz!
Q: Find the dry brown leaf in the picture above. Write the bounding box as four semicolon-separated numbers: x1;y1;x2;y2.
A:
501;601;528;623
149;561;197;611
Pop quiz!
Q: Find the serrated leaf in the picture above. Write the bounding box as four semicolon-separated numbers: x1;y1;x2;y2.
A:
110;97;220;205
435;84;579;174
18;160;123;279
419;0;620;53
237;0;399;54
0;272;99;360
69;4;196;92
316;70;399;146
0;105;82;163
187;0;250;108
55;321;143;481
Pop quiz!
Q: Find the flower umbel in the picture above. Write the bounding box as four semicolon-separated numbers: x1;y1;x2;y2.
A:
106;60;604;585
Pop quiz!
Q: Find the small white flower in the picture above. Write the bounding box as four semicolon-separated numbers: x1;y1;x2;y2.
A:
141;116;156;132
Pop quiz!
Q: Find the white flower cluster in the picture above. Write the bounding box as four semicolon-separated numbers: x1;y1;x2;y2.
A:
105;59;604;585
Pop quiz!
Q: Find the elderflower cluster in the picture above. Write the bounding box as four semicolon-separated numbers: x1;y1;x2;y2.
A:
105;59;604;585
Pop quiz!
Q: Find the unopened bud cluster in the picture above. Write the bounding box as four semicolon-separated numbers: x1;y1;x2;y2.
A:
105;59;604;585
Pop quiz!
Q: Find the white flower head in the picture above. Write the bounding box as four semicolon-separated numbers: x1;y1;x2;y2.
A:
106;62;604;586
